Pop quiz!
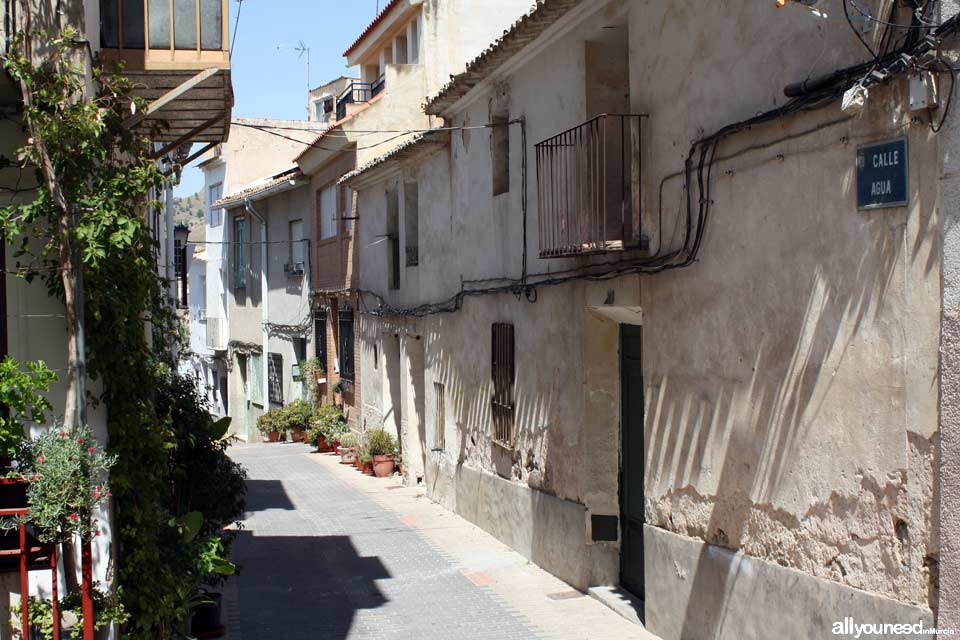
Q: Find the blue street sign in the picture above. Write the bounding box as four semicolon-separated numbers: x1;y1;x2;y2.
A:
857;137;908;210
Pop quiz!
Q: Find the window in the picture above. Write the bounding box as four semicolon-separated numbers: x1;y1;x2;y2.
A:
386;187;400;290
233;216;247;289
289;219;304;265
315;309;328;373
208;182;223;226
318;185;337;240
249;353;263;406
409;18;420;64
491;113;510;196
491;323;515;447
338;309;355;383
404;181;419;267
268;353;283;405
220;375;228;414
434;381;445;451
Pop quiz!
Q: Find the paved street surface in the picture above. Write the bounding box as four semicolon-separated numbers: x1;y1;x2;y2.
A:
224;443;658;640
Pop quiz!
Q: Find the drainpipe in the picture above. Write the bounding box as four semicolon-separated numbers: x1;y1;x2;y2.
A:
244;198;269;437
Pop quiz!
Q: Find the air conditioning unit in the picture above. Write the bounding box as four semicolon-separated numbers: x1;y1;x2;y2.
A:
284;262;305;276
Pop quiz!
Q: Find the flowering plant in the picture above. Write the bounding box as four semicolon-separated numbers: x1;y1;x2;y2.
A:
21;426;116;542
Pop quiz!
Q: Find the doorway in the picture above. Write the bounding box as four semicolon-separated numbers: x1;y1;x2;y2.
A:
619;324;644;598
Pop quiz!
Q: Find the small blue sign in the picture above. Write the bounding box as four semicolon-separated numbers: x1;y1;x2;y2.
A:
857;137;908;210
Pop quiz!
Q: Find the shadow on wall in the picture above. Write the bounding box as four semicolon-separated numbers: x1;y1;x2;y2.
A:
637;121;941;638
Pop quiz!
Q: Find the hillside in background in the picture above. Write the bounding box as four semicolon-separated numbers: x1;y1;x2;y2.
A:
174;190;205;243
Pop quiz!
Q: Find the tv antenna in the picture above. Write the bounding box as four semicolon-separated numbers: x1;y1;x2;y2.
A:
277;40;312;117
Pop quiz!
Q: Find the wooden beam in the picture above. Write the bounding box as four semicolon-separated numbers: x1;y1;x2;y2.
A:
162;142;217;176
123;68;221;130
150;114;224;159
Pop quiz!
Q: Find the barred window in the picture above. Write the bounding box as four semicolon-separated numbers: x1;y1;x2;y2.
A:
338;309;355;383
491;323;515;447
434;382;445;451
315;309;328;371
268;353;283;405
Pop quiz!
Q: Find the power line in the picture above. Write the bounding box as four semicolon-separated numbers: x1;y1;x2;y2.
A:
230;0;244;61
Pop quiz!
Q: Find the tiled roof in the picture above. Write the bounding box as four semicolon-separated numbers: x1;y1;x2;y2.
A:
424;0;580;116
339;130;450;186
343;0;405;57
293;94;384;165
215;168;306;209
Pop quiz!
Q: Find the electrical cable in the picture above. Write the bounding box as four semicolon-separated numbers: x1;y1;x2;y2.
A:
843;0;881;63
229;0;243;61
352;10;960;320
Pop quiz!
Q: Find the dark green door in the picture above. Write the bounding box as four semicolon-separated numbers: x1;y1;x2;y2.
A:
620;324;644;598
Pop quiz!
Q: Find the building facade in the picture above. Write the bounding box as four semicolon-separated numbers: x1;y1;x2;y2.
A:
195;119;326;439
346;0;960;637
294;0;537;433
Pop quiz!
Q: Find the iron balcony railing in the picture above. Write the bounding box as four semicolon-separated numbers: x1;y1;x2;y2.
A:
99;0;229;53
535;114;646;259
336;75;386;121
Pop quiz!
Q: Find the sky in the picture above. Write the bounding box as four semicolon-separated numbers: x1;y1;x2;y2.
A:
173;0;381;197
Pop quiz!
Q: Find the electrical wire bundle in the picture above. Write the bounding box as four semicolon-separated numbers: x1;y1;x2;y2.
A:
353;1;957;319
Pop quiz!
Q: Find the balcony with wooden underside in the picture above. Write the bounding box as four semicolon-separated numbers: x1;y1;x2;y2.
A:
99;0;233;144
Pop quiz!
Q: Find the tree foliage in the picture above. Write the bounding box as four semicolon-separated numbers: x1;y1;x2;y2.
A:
0;30;245;638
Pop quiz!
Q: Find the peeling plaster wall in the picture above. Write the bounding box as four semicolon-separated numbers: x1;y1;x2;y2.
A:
632;0;941;614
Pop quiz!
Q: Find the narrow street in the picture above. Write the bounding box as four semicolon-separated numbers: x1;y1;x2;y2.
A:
224;443;656;640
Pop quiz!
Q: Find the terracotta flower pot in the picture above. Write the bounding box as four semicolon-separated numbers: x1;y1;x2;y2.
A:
291;428;305;443
372;455;396;478
340;448;357;465
362;461;374;476
267;431;280;443
317;436;329;452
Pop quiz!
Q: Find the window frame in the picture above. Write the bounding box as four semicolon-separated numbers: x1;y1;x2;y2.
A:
232;215;247;290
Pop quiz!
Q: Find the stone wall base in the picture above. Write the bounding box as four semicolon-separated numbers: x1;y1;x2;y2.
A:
645;525;935;640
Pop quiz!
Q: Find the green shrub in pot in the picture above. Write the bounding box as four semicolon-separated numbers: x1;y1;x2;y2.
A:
365;429;398;457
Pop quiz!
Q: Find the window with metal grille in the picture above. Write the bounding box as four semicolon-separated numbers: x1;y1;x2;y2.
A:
338;309;355;383
268;353;283;405
434;381;445;451
233;216;246;289
491;323;515;447
315;310;328;373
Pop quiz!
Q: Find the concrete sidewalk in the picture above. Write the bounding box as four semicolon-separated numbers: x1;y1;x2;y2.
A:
224;442;658;640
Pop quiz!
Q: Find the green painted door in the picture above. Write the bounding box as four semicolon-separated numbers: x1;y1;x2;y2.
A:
620;324;645;598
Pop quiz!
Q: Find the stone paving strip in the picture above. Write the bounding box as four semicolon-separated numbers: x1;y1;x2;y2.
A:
224;442;659;640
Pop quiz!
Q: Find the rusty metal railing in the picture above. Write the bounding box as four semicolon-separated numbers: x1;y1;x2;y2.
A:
535;114;645;259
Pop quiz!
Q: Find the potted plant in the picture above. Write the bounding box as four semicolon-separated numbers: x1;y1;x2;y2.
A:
359;448;374;476
307;404;347;452
338;433;358;464
283;400;314;444
10;583;130;640
20;425;116;544
366;429;398;478
257;412;281;443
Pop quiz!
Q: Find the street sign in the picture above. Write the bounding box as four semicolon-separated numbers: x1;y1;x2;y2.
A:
857;137;908;210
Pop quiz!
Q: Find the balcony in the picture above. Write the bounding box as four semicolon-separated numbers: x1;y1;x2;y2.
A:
99;0;233;145
335;76;385;121
535;114;646;259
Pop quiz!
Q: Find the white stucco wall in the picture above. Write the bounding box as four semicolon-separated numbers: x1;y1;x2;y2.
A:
353;0;943;619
